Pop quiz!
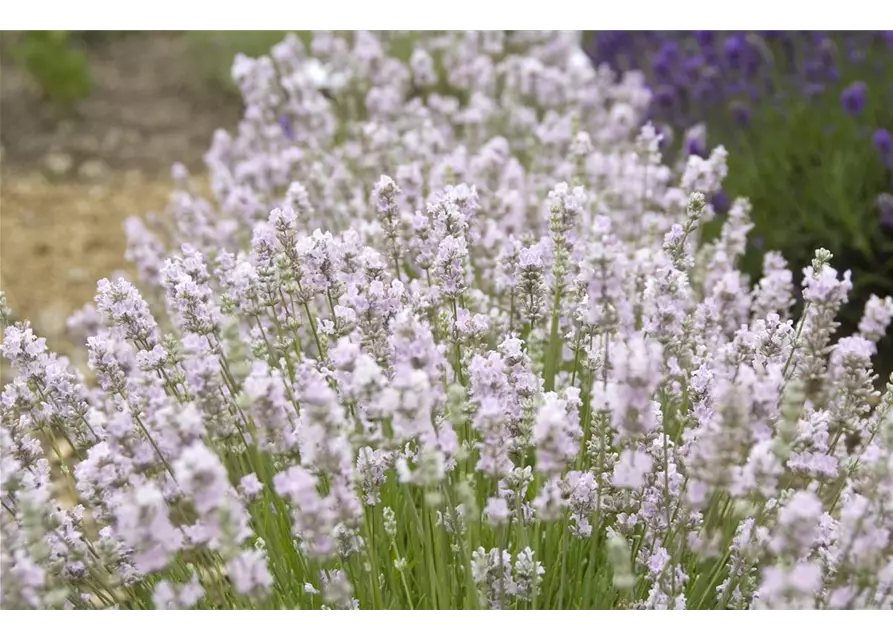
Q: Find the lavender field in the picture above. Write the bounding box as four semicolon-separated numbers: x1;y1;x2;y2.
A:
1;30;893;610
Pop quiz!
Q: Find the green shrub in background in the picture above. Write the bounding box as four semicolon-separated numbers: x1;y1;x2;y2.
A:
3;31;93;106
721;70;893;336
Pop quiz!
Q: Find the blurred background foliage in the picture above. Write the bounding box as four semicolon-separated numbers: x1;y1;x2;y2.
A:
2;31;93;106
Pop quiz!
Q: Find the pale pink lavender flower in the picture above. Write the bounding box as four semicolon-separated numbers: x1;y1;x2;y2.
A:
612;449;654;490
226;549;273;597
152;575;205;610
239;473;264;500
273;465;336;559
471;547;515;609
858;294;893;348
113;482;183;574
533;388;582;476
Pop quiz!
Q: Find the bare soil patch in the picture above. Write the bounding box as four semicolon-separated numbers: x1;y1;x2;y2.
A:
1;32;240;354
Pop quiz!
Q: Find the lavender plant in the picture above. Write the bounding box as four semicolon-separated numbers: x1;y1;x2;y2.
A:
3;31;893;610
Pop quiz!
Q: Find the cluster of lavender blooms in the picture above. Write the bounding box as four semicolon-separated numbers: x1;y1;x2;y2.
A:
120;30;648;268
4;31;893;610
587;31;893;132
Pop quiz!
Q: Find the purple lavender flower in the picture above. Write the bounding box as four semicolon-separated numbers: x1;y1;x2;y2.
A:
873;128;893;168
279;113;295;140
680;54;705;84
873;128;893;152
840;81;867;116
652;85;676;111
651;42;678;82
694;31;715;50
723;34;748;70
711;189;730;213
684;136;706;158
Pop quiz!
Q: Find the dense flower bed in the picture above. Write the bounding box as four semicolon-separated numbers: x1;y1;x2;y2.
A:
2;31;893;610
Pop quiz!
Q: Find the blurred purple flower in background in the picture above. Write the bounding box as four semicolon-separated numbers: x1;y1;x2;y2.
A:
684;136;705;158
840;81;868;117
875;128;893;153
710;189;729;214
585;31;889;138
874;128;893;169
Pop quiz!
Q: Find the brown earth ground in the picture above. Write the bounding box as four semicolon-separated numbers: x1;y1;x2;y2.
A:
1;32;246;363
